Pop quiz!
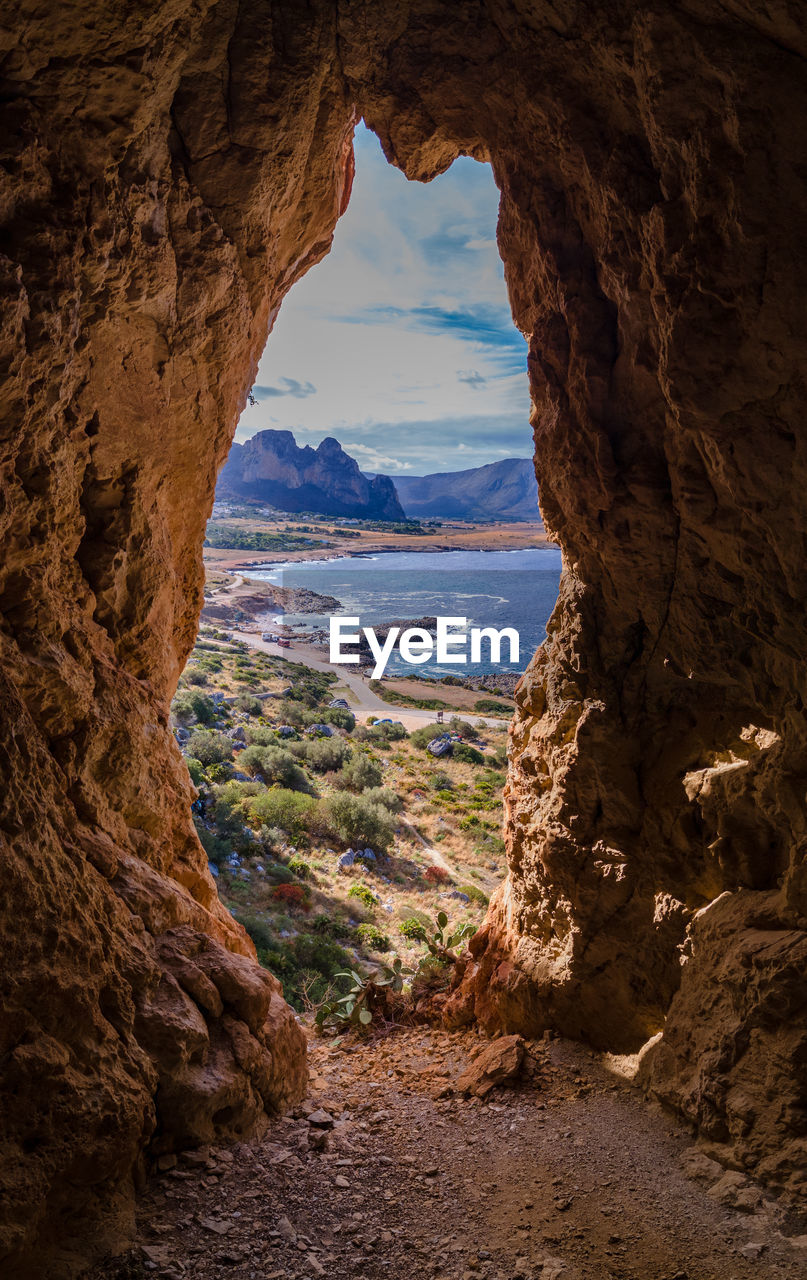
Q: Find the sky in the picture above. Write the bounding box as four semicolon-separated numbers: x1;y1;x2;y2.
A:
235;123;532;476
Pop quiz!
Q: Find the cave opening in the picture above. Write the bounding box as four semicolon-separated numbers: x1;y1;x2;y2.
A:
185;117;561;1047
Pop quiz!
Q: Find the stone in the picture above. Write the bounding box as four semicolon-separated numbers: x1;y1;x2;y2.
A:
456;1036;526;1098
307;1109;335;1127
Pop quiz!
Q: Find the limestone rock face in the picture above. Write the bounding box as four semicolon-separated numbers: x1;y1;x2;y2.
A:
1;0;807;1271
219;428;406;519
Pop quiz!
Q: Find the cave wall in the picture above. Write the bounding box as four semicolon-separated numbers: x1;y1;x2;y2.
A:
1;0;806;1272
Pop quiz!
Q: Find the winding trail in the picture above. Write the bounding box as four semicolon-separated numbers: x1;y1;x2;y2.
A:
230;628;505;734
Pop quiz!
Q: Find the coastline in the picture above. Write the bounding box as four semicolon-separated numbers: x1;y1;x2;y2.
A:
203;517;552;575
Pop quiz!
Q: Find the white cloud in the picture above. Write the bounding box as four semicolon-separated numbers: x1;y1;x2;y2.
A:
350;443;413;470
236;124;531;471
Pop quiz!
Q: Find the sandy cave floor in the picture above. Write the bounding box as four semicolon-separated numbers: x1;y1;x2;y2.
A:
90;1028;807;1280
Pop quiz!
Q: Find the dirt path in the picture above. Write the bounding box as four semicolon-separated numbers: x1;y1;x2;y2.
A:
96;1027;805;1280
400;817;456;876
229;628;504;734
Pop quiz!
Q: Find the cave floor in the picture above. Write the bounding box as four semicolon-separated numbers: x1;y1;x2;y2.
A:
94;1028;806;1280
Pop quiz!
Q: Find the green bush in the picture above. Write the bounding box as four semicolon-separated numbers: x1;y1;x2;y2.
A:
321;706;356;731
448;717;478;740
185;757;206;787
234;692;263;715
362;786;403;814
173;690;218;726
336;753;382;793
430;771;453;791
234;911;275;952
453;742;485;765
195;821;231;868
207;761;234;782
185;668;209;686
457;884;490;906
186;730;234;765
348;883;378;909
292;737;350;773
238;745;310;792
399;917;427;941
374;720;408;741
247;788;315;838
356;923;390;951
287;855;313;880
409;725;438;749
245;724;283;746
322;792;394;852
474;698;512;714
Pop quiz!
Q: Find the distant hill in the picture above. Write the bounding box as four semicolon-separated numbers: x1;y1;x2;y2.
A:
393;457;539;521
218;430;406;521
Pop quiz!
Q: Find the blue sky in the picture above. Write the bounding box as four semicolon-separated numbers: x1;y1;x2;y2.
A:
236;124;531;475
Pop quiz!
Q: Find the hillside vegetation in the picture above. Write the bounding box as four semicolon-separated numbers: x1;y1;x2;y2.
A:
173;631;509;1014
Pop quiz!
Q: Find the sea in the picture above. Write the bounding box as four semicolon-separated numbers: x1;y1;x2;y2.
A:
243;547;562;679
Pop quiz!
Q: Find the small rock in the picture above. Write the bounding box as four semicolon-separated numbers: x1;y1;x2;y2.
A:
739;1244;767;1260
307;1108;334;1127
334;1175;350;1188
200;1218;231;1236
456;1035;526;1098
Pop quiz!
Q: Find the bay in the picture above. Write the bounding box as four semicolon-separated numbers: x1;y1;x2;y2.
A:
244;546;562;678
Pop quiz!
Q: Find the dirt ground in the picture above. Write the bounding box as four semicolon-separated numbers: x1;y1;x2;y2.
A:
91;1028;807;1280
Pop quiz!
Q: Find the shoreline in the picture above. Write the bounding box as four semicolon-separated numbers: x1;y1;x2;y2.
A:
203;517;552;575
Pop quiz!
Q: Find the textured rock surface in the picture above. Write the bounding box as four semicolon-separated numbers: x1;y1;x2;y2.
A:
1;0;807;1272
219;428;406;519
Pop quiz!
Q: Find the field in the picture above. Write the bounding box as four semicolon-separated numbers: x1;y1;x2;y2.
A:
173;628;510;1014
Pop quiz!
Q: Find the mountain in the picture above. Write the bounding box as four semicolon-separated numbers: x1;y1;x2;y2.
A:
393;457;539;521
218;430;406;521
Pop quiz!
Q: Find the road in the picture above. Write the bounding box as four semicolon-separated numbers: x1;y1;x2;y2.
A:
229;628;505;733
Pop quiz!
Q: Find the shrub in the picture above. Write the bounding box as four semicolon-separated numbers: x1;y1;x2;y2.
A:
374;720;408;741
424;865;451;885
293;737;350;773
453;742;485;766
173;690;218;727
448;717;478;740
207;761;234;782
287;855;313;880
356;923;390;951
348;883;378;909
186;730;234;765
245;724;283;746
338;753;382;792
362;786;403;814
399;917;427;941
271;883;308;908
185;757;205;787
234;692;263;715
185;668;209;686
238;744;310;791
322;792;394;852
321;706;356;731
247;789;315;838
457;883;490;906
409;725;437;750
312;913;335;935
430;771;453;791
195;822;231;868
234;912;275;951
474;698;512;714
